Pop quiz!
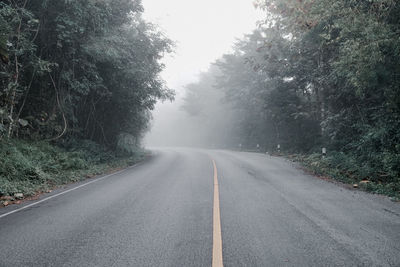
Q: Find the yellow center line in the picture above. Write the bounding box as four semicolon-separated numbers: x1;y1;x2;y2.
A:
212;159;224;267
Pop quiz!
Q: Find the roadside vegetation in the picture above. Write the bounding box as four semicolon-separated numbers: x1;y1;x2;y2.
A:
181;0;400;198
291;153;400;200
0;0;172;205
0;139;145;206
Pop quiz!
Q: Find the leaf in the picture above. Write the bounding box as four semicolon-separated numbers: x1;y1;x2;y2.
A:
0;72;9;78
18;119;29;127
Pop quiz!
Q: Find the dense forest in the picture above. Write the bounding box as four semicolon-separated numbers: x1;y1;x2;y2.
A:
0;0;172;198
1;0;399;198
183;0;400;194
0;0;173;148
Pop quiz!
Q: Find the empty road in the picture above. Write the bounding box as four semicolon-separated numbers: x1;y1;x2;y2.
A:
0;148;399;266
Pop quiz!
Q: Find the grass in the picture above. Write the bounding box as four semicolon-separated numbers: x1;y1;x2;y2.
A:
0;139;146;205
287;152;400;201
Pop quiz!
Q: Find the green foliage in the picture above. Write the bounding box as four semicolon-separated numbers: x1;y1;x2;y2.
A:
182;0;400;194
0;0;173;148
0;1;167;200
295;152;399;199
0;139;145;197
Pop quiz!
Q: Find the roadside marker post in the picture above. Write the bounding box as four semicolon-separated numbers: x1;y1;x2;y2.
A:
322;147;327;158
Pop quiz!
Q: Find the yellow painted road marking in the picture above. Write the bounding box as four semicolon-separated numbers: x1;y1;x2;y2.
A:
212;160;224;267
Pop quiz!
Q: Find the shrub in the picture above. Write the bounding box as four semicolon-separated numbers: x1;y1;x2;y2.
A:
0;139;144;197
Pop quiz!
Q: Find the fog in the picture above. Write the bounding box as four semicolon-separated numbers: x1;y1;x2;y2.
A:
141;0;399;156
142;0;264;147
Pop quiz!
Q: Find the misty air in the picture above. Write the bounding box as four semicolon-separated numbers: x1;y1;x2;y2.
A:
1;0;399;266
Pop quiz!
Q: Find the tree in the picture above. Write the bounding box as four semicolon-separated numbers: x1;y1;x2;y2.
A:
0;0;173;151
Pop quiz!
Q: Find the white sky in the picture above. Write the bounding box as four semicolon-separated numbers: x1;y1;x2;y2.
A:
142;0;264;93
141;0;265;145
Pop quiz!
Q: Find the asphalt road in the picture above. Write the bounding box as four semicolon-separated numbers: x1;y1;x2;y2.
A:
0;148;399;266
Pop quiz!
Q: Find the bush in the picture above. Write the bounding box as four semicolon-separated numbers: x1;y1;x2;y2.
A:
294;150;400;199
0;139;144;197
59;138;116;163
